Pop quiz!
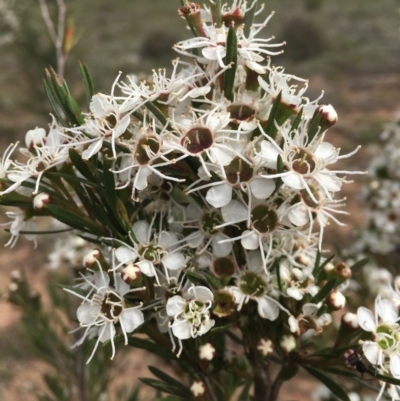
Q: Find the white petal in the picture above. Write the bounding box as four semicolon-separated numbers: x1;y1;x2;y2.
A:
317;172;342;192
287;287;303;300
171;319;192;339
362;341;381;365
377;298;398;322
166;295;186;317
314;142;337;161
93;271;110;288
99;323;116;342
163;252;186;270
221;200;247;223
302;303;319;316
208;146;234;165
115;274;130;295
135;166;152;191
282;173;305;190
82;139;103;160
288;204;309;226
249;177;275;200
115;247;137;264
136;260;156;277
158;231;179;249
241;230;259;250
186;231;205;248
229;286;246;306
288;315;299;333
189;286;214;303
202;46;226;61
121;308;144;333
133;220;150;243
257;297;279;320
206;183;232;208
77;303;98;325
357;307;375;332
212;233;232;257
390;355;400;378
260;140;280;168
114;114;131;137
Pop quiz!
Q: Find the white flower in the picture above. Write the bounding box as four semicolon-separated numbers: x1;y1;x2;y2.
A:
166;286;215;356
70;271;144;363
288;303;332;335
357;297;400;378
2;210;37;248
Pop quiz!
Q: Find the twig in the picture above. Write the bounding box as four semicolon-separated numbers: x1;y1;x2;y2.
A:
37;0;67;81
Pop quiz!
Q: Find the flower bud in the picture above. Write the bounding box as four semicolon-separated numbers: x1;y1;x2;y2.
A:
257;338;274;356
10;269;22;282
199;343;216;361
25;127;46;150
190;381;205;398
333;262;352;280
318;104;338;128
33;193;51;210
324;262;334;272
83;248;101;268
342;312;359;329
328;291;346;310
121;263;142;284
280;335;297;353
212;290;235;317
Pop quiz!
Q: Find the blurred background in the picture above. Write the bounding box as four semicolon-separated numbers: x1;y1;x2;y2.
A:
0;0;400;400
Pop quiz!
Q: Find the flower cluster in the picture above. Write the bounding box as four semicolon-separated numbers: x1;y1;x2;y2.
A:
1;2;391;401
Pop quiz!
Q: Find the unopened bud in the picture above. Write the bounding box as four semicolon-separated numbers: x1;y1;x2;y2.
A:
121;263;142;284
334;262;352;280
212;290;235;317
83;249;101;268
190;381;205;398
328;291;346;310
324;262;335;272
199;343;216;361
294;254;310;267
211;256;237;278
25;127;46;150
342;312;359;329
316;104;338;132
10;270;22;282
9;282;18;292
257;338;274;356
280;335;297;353
33;193;51;210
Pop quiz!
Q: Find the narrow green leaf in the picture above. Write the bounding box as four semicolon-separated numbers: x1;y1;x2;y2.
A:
12;228;74;235
263;91;282;139
69;149;97;183
79;62;95;106
243;1;257;37
67;94;85;125
186;270;207;286
303;366;350;401
127;337;175;360
224;27;238;101
349;257;369;274
210;324;232;334
307;111;322;144
46;171;97;187
102;158;117;209
215;0;222;28
272;154;284;196
238;379;252;401
290;107;303;138
312;250;322;275
145;101;168;126
278;364;299;381
43;78;66;124
314;254;335;278
156;397;185;401
44;204;103;236
310;278;338;304
139;378;190;398
148;366;190;394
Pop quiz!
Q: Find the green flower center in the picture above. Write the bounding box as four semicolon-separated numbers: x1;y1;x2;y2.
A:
376;324;400;351
239;271;267;297
201;211;223;235
251;205;279;234
140;244;163;262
